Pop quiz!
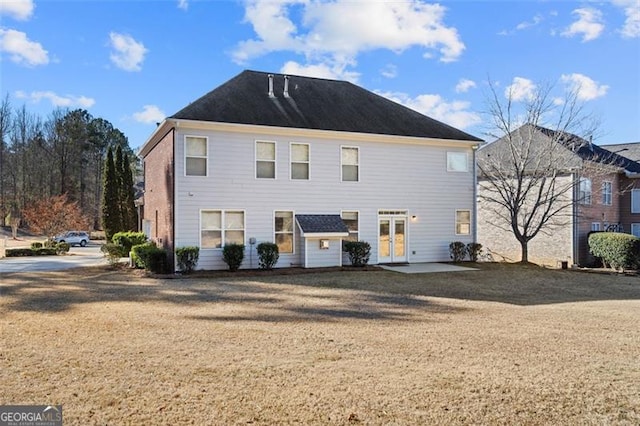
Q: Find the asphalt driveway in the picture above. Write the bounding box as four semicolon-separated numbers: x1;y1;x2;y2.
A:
0;243;109;273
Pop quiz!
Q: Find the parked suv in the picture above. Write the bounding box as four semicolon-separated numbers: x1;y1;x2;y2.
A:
54;231;90;247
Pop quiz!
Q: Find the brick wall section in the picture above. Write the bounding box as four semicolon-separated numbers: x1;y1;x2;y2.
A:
142;129;175;270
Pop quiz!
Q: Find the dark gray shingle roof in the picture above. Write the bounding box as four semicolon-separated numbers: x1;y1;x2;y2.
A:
171;70;482;142
296;215;349;235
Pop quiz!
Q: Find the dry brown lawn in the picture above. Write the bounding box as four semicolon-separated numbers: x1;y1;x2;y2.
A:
1;263;639;425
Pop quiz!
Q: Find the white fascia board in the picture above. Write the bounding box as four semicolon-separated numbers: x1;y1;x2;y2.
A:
301;232;349;238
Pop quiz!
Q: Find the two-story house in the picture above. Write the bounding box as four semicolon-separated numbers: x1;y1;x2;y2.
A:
477;124;640;267
139;70;483;271
601;142;640;238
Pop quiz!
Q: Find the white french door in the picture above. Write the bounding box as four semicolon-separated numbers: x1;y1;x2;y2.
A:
378;215;407;263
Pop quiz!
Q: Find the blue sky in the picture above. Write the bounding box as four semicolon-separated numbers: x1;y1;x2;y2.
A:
1;0;639;150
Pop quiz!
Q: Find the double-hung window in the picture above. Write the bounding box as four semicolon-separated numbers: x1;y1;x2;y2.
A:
291;143;309;180
341;211;359;242
201;210;245;248
185;136;207;176
632;189;640;214
455;210;471;235
275;211;294;253
579;178;592;205
601;181;612;206
447;152;468;172
341;146;359;182
256;141;276;179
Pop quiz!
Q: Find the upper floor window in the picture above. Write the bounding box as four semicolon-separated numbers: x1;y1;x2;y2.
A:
601;181;612;206
291;143;309;180
185;136;207;176
632;189;640;214
341;211;359;243
201;210;245;249
447;152;468;172
455;210;471;235
341;146;359;182
275;211;294;253
579;178;592;205
256;141;276;179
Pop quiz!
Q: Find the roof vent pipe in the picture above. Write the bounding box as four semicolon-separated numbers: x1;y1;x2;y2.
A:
283;75;290;98
268;74;275;98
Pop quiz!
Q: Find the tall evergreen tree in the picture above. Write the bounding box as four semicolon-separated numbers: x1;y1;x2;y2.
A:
101;146;120;240
122;152;137;231
115;145;126;232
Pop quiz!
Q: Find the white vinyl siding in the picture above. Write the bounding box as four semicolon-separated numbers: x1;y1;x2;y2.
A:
601;181;612;206
275;211;294;253
455;210;471;235
256;141;276;179
200;210;245;249
291;143;310;180
447;152;468;172
185;136;207;176
632;189;640;213
341;146;359;182
579;178;592;205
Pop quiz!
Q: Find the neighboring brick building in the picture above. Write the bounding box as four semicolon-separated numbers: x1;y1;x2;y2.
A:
477;125;640;267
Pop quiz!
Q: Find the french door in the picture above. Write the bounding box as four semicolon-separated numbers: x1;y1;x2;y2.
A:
378;215;407;263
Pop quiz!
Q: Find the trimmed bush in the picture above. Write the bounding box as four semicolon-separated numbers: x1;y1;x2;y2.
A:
112;231;147;254
31;242;43;249
589;232;640;271
466;242;483;262
256;242;279;270
344;241;371;267
56;242;71;254
131;242;168;273
101;243;126;265
6;247;57;257
176;246;200;274
222;243;245;271
449;241;467;262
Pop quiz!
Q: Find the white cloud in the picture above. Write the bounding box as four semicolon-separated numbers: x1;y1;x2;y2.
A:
561;7;604;42
505;77;536;101
133;105;166;124
455;78;476;93
0;28;48;66
234;0;464;74
15;90;95;108
0;0;34;20
377;90;481;130
280;60;360;82
612;0;640;38
380;64;398;79
516;14;543;31
109;32;147;72
177;0;188;11
560;73;608;101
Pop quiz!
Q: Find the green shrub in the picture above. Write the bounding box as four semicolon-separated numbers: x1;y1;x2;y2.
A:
176;246;200;274
449;241;467;262
31;242;43;249
589;232;640;271
56;242;71;254
344;241;371;267
44;239;57;248
101;243;126;265
131;242;168;273
112;231;147;254
256;242;279;270
6;248;35;257
466;242;483;262
222;243;245;271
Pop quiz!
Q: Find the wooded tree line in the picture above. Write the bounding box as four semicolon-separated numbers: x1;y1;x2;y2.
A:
0;94;137;230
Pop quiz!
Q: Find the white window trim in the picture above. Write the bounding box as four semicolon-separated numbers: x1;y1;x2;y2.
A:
591;222;601;232
447;151;469;172
455;209;472;235
341;210;360;242
184;135;208;177
290;142;310;180
200;209;246;250
255;140;277;179
341;145;360;182
631;223;640;238
632;189;640;214
579;177;592;205
274;210;295;254
601;181;612;206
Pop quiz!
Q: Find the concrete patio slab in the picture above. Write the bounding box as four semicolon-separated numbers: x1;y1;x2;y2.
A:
379;262;478;274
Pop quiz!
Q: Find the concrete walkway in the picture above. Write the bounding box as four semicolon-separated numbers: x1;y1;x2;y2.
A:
379;262;478;274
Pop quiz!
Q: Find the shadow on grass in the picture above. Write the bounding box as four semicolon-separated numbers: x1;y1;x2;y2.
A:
0;266;463;322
